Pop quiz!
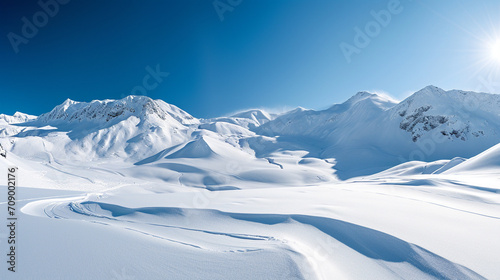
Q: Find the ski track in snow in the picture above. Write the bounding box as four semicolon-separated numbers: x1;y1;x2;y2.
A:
40;199;285;250
43;162;96;183
347;187;500;220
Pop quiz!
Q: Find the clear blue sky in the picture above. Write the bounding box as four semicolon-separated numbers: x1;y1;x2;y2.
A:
1;0;500;117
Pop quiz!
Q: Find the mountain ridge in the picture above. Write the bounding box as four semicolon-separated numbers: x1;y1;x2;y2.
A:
2;86;500;179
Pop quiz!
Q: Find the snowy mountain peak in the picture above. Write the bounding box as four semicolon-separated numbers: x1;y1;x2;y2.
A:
6;95;201;161
417;85;446;94
230;109;273;123
348;91;377;101
0;112;37;124
336;91;398;112
62;97;76;106
400;86;463;106
35;95;198;126
392;86;500;143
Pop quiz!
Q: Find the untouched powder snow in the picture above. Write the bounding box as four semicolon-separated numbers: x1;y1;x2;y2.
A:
444;142;500;174
2;160;499;279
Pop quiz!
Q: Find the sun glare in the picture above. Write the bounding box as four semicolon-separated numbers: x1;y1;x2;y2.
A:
489;40;500;62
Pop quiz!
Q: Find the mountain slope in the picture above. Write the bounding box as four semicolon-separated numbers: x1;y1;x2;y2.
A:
35;95;198;127
254;86;500;178
1;86;500;180
4;96;199;162
444;142;500;174
0;112;36;124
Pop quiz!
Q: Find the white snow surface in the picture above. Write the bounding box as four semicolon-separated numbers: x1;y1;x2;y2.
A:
1;87;500;279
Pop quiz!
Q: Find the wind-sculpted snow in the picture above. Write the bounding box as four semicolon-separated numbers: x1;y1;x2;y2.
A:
20;187;492;280
445;143;500;173
3;140;499;279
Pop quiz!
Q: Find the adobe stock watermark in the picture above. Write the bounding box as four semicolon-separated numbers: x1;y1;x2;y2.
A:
131;65;169;96
213;0;242;21
7;0;70;54
339;0;412;63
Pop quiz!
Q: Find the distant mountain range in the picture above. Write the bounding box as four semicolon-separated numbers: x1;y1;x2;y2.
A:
1;85;500;180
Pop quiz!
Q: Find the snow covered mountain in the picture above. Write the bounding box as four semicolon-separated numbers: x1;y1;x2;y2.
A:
204;109;275;130
2;87;500;280
35;95;198;126
1;96;200;162
255;85;500;178
0;111;36;124
2;86;500;179
392;85;500;142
